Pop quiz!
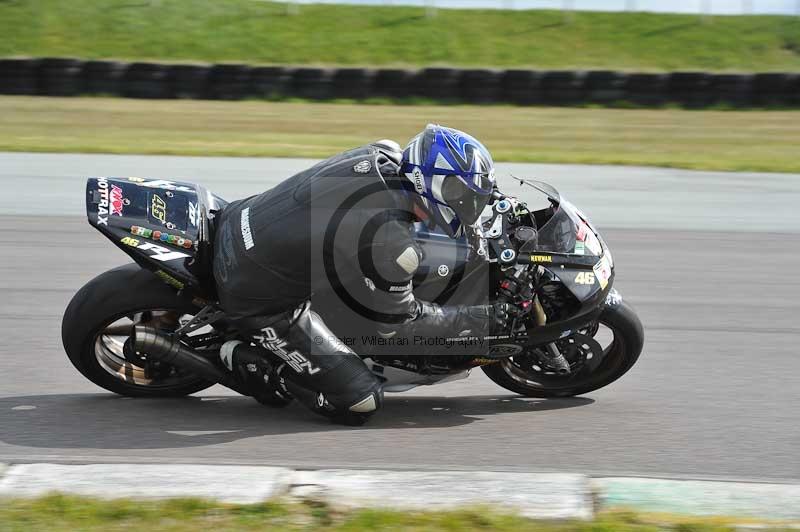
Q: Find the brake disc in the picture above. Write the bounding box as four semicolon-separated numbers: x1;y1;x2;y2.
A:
555;332;605;373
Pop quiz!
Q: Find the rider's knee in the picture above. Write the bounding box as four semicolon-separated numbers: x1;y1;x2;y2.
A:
311;356;384;413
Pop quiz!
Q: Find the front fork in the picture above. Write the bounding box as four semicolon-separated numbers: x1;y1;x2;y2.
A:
532;296;572;374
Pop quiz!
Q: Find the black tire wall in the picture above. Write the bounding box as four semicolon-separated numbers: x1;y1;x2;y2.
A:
1;57;798;107
84;60;126;95
39;58;85;96
0;58;40;94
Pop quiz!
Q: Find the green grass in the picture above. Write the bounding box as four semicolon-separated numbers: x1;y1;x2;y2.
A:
1;0;799;71
0;494;795;531
1;96;799;172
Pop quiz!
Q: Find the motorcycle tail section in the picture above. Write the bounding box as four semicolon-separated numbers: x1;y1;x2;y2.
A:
85;176;222;290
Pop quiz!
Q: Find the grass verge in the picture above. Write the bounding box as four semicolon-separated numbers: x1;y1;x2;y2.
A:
1;0;800;71
1;96;798;172
0;494;796;531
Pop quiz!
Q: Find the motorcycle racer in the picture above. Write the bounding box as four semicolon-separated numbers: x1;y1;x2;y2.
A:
212;124;513;424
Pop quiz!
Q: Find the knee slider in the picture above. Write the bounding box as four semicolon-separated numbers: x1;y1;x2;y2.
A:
348;388;383;413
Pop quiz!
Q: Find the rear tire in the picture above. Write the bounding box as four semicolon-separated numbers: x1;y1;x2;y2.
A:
482;299;644;397
62;264;214;397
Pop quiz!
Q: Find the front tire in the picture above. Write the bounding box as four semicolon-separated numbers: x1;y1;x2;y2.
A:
62;264;214;397
483;299;644;398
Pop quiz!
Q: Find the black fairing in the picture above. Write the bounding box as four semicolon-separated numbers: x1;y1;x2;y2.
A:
86;177;227;294
413;224;614;348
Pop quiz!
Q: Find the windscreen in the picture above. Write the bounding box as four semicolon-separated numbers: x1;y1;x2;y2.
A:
533;195;603;257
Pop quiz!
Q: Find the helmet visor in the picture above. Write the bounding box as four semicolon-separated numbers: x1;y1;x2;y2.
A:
441;174;493;227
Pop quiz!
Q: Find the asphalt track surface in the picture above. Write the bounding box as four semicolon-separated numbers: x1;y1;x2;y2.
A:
1;153;798;482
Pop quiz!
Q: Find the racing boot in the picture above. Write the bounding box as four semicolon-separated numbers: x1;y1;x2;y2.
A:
219;341;293;407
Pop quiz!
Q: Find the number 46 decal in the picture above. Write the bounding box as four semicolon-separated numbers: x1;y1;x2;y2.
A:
574;271;596;285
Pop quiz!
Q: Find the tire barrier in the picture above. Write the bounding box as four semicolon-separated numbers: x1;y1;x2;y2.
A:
413;67;461;100
459;69;502;103
752;73;798;106
624;73;667;106
207;64;252;100
1;57;798;107
666;71;712;107
291;68;333;100
251;66;295;99
583;70;627;104
331;68;375;100
372;69;413;99
38;58;85;96
122;62;170;99
789;75;800;106
709;73;753;106
501;69;542;105
539;70;585;105
0;58;40;95
84;60;127;96
169;64;210;99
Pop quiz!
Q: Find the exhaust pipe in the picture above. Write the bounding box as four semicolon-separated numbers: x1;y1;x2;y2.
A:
131;325;248;394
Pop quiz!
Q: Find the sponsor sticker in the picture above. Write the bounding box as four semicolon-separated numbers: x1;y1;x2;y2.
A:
412;167;425;194
188;202;199;227
110;185;126;217
593;255;612;289
605;287;622;306
470;357;500;365
255;327;320;375
96;177;109;226
388;282;412;292
131;225;193;249
155;270;185;290
353;160;371;174
120;236;139;248
576;222;587;242
136;241;191;262
529;254;553;263
138;179;194;193
240;207;255;250
584;230;602;256
437;264;450;277
131;225;153;238
151;194;167;224
486;344;523;356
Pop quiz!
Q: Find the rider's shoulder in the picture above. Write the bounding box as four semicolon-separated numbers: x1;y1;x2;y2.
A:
369;139;402;166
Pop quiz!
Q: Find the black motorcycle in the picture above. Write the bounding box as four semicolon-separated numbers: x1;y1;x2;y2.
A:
62;176;643;402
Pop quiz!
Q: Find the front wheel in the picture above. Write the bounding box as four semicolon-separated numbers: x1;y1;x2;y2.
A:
62;264;215;397
482;298;644;398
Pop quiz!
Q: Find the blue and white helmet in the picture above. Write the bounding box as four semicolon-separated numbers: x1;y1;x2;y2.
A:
400;124;495;238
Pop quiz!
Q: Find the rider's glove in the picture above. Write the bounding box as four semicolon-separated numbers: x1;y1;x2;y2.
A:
493;301;524;332
492;301;519;332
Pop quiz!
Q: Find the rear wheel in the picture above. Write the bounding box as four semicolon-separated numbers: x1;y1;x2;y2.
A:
482;299;644;397
62;264;215;397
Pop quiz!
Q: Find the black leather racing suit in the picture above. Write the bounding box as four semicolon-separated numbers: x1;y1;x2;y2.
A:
212;141;501;421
